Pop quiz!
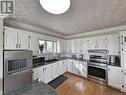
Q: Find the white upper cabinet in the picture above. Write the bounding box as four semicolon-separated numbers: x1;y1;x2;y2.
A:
87;37;97;50
96;36;107;49
4;27;29;50
82;38;88;53
18;30;29;49
75;39;82;53
107;34;120;55
4;28;18;49
60;40;67;53
71;39;76;53
67;40;71;53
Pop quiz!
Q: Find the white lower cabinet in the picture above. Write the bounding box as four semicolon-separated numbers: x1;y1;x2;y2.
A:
33;60;68;83
33;66;44;81
43;65;51;83
67;60;73;73
67;59;87;77
72;61;80;75
78;62;87;78
33;59;88;84
51;63;58;80
108;66;123;89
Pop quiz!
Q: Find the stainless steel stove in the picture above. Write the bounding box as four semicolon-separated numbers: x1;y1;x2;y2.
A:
88;50;108;85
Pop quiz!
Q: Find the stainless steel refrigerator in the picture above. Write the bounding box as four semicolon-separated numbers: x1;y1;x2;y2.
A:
3;50;33;93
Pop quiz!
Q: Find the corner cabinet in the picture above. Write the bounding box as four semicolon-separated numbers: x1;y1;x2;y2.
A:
108;66;123;89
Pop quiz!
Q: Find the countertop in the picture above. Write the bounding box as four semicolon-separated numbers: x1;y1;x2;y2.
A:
33;57;89;68
3;80;58;95
33;57;121;68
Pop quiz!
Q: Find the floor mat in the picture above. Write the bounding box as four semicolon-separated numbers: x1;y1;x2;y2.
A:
48;75;68;89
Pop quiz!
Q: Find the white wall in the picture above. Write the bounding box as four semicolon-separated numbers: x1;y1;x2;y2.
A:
0;18;3;95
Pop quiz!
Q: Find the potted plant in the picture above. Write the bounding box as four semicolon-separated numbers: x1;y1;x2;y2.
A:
39;44;44;53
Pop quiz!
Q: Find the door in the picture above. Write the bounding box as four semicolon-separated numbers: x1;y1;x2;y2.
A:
96;36;107;49
19;31;29;49
72;61;79;75
67;40;71;53
75;39;82;53
108;66;123;89
71;40;76;53
4;29;18;49
57;62;62;76
51;63;58;80
78;62;87;78
107;34;120;55
33;67;44;81
43;65;51;83
87;37;97;50
82;38;88;53
68;60;73;73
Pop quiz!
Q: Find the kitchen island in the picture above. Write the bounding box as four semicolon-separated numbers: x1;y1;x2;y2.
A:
3;80;58;95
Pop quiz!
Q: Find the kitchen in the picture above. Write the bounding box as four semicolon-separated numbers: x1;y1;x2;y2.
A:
0;0;126;95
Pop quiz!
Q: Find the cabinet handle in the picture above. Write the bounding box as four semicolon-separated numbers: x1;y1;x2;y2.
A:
19;44;21;48
16;44;18;48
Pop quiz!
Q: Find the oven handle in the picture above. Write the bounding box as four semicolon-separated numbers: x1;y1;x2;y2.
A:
8;68;32;76
88;64;107;70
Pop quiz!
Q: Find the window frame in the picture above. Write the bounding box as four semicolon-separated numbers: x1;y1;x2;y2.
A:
39;39;58;53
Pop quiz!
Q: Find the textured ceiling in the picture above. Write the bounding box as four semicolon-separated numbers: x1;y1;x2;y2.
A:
4;0;126;36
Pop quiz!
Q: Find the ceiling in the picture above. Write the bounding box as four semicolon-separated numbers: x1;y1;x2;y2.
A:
4;0;126;37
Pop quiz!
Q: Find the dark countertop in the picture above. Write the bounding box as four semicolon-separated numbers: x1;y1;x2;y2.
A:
33;57;89;68
107;64;121;67
3;80;58;95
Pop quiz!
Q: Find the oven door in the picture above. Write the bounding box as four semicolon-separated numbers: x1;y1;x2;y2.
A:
88;64;108;85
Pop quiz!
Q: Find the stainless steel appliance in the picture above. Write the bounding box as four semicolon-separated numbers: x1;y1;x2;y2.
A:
108;55;121;67
3;50;33;93
33;57;45;68
88;50;108;85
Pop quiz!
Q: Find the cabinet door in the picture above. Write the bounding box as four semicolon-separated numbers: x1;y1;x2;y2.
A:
19;31;29;49
82;38;88;53
67;40;71;53
96;36;107;49
62;60;67;73
51;63;58;80
78;62;87;78
72;61;79;75
87;37;97;50
57;62;62;76
108;66;123;89
71;40;76;53
75;39;82;53
67;60;73;73
43;65;51;83
4;29;18;49
33;67;43;81
107;34;120;55
60;40;67;53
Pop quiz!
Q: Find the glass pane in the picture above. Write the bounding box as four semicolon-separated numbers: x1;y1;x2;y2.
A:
47;41;53;52
53;41;57;53
39;40;46;52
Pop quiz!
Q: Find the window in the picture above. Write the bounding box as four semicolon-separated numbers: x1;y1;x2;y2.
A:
39;40;58;53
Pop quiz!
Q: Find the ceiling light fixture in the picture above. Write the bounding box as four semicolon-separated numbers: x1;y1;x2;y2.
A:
40;0;70;14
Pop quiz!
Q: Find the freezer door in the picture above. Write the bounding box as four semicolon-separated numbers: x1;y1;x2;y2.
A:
4;69;32;93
